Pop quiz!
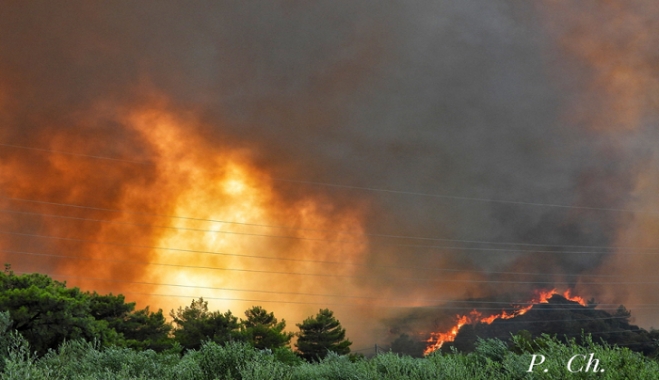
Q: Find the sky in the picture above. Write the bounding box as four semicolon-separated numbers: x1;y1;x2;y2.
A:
1;1;658;348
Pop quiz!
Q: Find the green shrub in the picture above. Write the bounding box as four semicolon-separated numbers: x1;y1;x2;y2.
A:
197;340;259;380
272;346;304;366
2;330;659;380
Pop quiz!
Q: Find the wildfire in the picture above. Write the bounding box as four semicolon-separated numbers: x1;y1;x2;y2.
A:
0;101;370;327
121;107;370;315
423;289;587;355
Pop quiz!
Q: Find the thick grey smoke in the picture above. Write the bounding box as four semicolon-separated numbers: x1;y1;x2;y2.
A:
1;0;658;344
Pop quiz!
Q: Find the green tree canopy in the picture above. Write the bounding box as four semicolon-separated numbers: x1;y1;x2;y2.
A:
0;269;119;355
240;306;293;350
170;298;240;350
295;308;351;361
121;306;173;351
88;292;172;351
0;267;175;354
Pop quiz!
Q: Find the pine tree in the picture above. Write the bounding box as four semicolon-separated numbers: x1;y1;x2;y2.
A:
240;306;293;350
170;298;240;350
295;308;351;361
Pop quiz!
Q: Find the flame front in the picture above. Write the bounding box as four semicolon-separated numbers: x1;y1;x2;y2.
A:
423;289;587;355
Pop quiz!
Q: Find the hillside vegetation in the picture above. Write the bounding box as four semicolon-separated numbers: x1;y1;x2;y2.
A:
1;268;658;379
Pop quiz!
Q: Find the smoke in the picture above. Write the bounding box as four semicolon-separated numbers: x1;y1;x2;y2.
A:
1;0;658;346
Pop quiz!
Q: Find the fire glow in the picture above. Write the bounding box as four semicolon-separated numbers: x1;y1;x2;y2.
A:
423;289;588;355
121;107;371;315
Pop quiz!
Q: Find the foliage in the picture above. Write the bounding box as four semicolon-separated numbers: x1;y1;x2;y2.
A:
3;269;659;378
390;333;427;358
89;292;173;351
0;269;174;355
196;340;261;380
170;298;241;350
613;305;631;321
0;311;14;373
240;306;293;350
0;270;119;355
272;346;304;366
295;308;352;362
1;331;659;379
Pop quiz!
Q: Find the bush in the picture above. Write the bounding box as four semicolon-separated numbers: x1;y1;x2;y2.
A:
2;330;659;379
197;340;259;380
273;347;304;366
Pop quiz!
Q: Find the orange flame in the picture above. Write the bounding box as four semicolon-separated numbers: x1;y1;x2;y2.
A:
119;107;371;316
423;289;587;355
0;102;371;329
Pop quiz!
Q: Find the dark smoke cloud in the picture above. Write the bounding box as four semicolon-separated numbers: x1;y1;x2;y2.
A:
1;0;658;343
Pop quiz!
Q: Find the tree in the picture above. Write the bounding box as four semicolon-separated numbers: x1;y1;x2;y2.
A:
89;292;172;351
88;292;135;322
240;306;293;350
390;333;426;358
295;308;351;361
170;298;240;350
0;270;119;355
614;305;632;321
120;306;173;351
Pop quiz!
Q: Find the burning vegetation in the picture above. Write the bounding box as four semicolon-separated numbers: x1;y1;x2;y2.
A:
424;289;588;355
386;288;659;359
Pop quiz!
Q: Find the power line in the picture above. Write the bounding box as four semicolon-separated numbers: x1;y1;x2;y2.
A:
6;247;659;287
1;224;654;282
4;195;659;253
2;229;658;264
28;271;647;308
2;228;653;284
4;207;648;255
2;248;349;280
0;142;155;165
14;269;659;313
0;197;615;251
47;288;659;311
275;178;657;216
2;141;656;216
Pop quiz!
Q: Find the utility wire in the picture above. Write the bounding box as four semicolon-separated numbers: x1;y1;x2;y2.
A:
4;195;659;253
0;142;155;165
0;208;634;256
2;141;656;216
51;289;659;311
1;229;658;262
1;220;658;280
5;208;649;255
6;247;659;287
11;223;605;277
1;196;641;252
2;215;650;278
275;178;657;216
27;271;643;307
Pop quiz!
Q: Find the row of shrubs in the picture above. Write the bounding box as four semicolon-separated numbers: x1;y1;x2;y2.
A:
3;327;659;379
